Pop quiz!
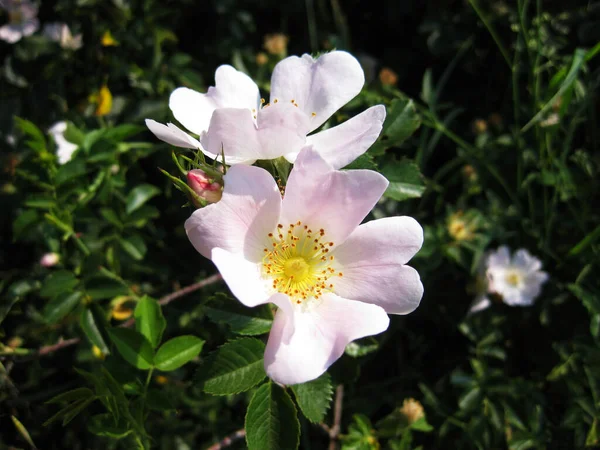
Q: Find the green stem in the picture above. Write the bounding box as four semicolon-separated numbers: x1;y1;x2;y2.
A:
468;0;512;69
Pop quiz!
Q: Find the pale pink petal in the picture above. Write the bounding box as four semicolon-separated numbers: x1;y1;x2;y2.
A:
211;248;272;307
200;108;262;163
170;65;260;135
487;246;510;270
334;217;423;266
0;24;23;43
281;147;388;246
145;119;201;149
264;293;389;385
256;102;310;159
301;105;386;169
513;249;542;273
185;164;281;260
469;295;491;314
270;51;365;132
331;217;424;314
334;264;422;315
20;18;38;37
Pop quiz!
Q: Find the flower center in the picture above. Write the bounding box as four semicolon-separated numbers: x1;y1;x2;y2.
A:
262;221;342;304
505;270;522;287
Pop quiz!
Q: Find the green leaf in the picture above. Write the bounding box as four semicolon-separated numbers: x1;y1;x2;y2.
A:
291;373;333;423
343;152;378;170
42;291;82;323
371;98;421;155
126;184;161;215
40;271;79;298
205;302;273;336
134;296;166;349
84;276;130;300
14;117;46;154
522;48;586;132
245;382;300;450
118;235;147;260
12;210;39;239
80;304;111;354
103;124;144;142
410;417;433;432
11;416;37;449
382;159;426;201
54;159;86;186
196;338;266;395
107;328;154;370
154;335;204;371
46;387;94;404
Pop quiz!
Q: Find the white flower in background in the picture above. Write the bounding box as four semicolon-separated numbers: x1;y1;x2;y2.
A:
146;50;386;169
48;121;78;164
43;22;82;50
469;246;548;312
185;147;423;384
40;252;60;267
0;0;39;44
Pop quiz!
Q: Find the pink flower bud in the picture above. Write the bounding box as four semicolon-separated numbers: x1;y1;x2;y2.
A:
187;169;223;205
40;252;60;267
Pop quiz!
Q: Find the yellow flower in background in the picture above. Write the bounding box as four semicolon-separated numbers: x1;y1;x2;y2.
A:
92;345;106;360
90;85;113;116
447;210;477;242
101;30;118;47
400;398;425;425
110;296;134;321
263;33;288;55
155;375;169;385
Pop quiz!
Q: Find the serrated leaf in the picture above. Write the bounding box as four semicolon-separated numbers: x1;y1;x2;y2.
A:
40;271;79;298
42;291;82;323
205;303;273;336
55;159;86;186
155;335;204;371
245;382;300;450
382;159;426;201
80;304;110;354
126;184;160;214
134;296;166;349
196;338;266;395
107;328;154;370
370;98;421;155
291;373;333;423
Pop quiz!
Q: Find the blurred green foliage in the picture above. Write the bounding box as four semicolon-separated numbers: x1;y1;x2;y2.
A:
1;0;599;449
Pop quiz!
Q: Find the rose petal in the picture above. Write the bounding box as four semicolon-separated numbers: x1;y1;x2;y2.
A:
301;105;386;169
170;65;260;135
332;217;424;314
185;164;281;260
264;293;389;385
270;51;365;132
145;119;201;149
281;147;388;246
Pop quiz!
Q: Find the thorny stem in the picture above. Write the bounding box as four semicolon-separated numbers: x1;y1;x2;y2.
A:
0;274;223;360
206;429;246;450
328;384;344;450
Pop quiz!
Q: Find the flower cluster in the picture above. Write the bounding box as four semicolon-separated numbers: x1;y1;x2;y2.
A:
0;0;81;47
470;246;549;313
147;51;424;384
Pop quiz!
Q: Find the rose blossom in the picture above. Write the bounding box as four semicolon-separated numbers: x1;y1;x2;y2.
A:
185;147;423;384
0;0;38;44
469;246;548;312
146;51;386;169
